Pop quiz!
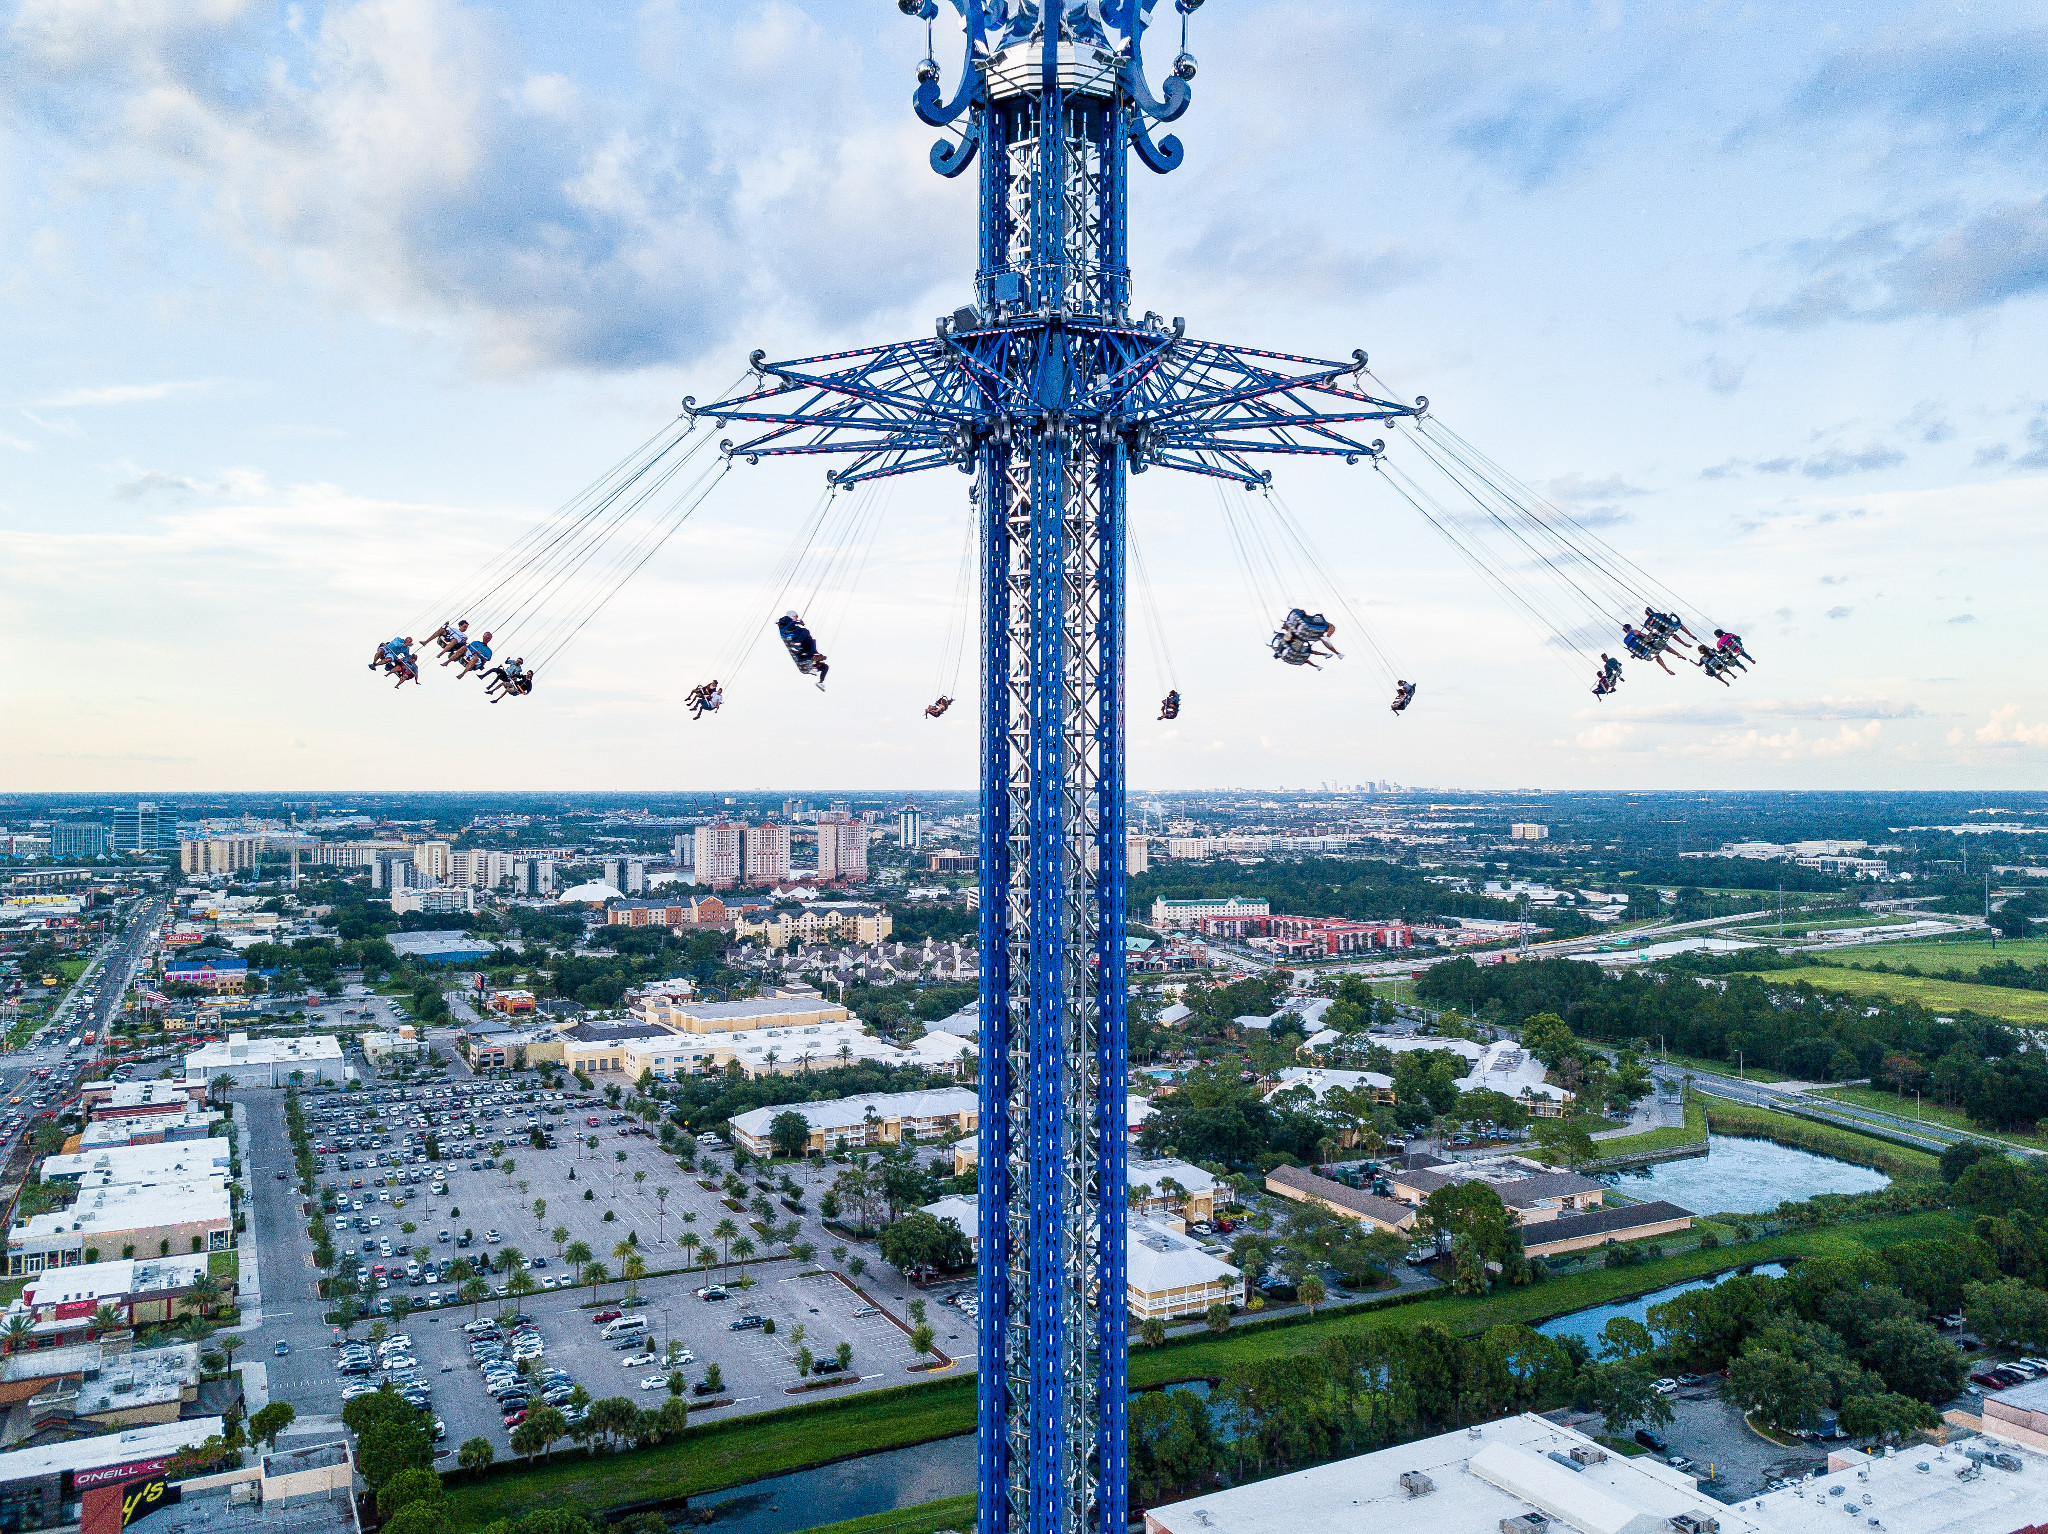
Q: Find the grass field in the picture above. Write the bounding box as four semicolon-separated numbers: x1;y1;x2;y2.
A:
1703;1096;1942;1180
1762;964;2048;1026
792;1495;976;1534
1814;1084;2048;1154
1822;938;2048;975
55;959;88;982
441;1209;1966;1529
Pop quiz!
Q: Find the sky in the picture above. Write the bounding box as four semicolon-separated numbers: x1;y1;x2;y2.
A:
1;0;2044;793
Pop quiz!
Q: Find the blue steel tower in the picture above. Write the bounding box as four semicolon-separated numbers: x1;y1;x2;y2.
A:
699;7;1423;1534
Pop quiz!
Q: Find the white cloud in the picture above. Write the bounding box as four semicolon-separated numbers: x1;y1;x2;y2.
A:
1699;721;1883;759
33;380;216;408
1575;722;1635;750
1969;706;2048;748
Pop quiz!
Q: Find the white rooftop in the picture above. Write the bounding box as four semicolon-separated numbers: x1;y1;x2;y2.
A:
1125;1215;1239;1295
42;1138;231;1189
78;1107;220;1149
11;1180;229;1242
1272;1065;1395;1099
186;1032;342;1068
1149;1411;2045;1534
730;1087;978;1138
0;1416;223;1483
20;1254;212;1311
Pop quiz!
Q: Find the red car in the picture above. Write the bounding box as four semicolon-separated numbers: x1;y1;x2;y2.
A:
591;1308;622;1325
503;1410;528;1428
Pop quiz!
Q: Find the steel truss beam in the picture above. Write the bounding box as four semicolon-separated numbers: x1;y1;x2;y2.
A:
690;9;1418;1534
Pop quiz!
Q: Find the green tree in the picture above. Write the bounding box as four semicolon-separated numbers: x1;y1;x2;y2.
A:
768;1111;811;1160
1140;1317;1168;1348
376;1468;445;1522
1590;1363;1673;1436
1599;1317;1655;1362
1858;1317;1964;1404
1727;1347;1829;1435
1837;1390;1939;1443
248;1401;296;1449
877;1211;973;1275
1205;1302;1231;1335
1966;1277;2048;1351
458;1437;494;1472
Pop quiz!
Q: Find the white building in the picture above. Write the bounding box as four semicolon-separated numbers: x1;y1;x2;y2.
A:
743;824;792;885
730;1087;978;1156
1150;1410;2044;1534
1126;1215;1242;1320
695;823;742;887
1150;897;1270;928
390;886;477;915
185;1032;345;1086
40;1139;231;1191
816;814;870;882
8;1181;232;1274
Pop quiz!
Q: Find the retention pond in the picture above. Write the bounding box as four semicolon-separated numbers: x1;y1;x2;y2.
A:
1601;1133;1889;1214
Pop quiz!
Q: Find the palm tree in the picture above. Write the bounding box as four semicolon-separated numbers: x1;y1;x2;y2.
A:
218;1334;242;1374
678;1232;701;1267
552;1225;570;1256
460;1276;491;1319
621;1254;646;1304
713;1218;738;1265
653;1187;670;1243
564;1240;592;1282
2;1315;35;1356
86;1304;124;1340
583;1260;609;1301
729;1236;755;1278
208;1073;237;1108
493;1246;524;1278
188;1274;224;1319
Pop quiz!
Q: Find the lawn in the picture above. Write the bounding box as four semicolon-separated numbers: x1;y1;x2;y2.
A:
440;1209;1965;1529
1652;1051;1792;1084
1813;1084;2048;1154
56;959;89;982
1759;965;2048;1026
1822;937;2048;975
793;1495;975;1534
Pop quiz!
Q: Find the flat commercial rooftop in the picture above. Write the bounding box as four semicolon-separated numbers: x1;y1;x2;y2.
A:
1146;1412;2048;1534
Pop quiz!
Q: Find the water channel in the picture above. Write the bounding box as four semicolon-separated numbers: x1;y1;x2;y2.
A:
1602;1133;1889;1214
1534;1262;1789;1349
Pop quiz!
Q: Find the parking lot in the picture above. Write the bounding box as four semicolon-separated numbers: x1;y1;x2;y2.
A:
244;1073;945;1457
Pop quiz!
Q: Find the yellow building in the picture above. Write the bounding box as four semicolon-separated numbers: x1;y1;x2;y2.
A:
731;904;893;952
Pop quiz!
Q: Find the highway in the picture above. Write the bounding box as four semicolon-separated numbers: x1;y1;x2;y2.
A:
0;890;171;1112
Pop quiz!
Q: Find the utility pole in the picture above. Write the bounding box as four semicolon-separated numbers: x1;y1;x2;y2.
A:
698;11;1426;1534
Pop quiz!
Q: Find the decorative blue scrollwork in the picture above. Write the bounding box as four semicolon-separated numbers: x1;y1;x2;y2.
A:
931;122;981;178
1130;116;1183;174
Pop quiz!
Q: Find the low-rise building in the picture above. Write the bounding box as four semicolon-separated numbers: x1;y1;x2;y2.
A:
72;1106;221;1150
0;1416;224;1532
1383;1155;1608;1225
184;1032;344;1087
630;996;852;1035
79;1080;210;1123
459;1024;553;1071
730;1088;979;1157
7;1181;233;1275
1127;1215;1242;1320
14;1255;218;1345
40;1140;231;1192
1264;1165;1417;1235
1152;1409;2033;1534
1150;897;1270;929
385;930;498;965
1126;1158;1224;1223
361;1027;426;1065
733;903;893;952
1516;1199;1695;1257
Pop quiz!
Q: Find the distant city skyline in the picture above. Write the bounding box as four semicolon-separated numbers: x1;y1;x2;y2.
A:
2;1;2042;790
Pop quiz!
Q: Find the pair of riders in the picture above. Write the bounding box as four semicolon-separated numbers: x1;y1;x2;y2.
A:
926;696;953;719
1158;690;1181;721
483;658;532;701
778;612;829;689
370;636;419;687
1390;680;1416;714
1271;608;1341;669
1591;652;1624;697
428;619;495;678
687;680;724;720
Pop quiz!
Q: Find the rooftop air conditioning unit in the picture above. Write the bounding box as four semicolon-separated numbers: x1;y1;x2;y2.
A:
1398;1472;1434;1498
1670;1516;1720;1534
1500;1517;1549;1534
1569;1446;1607;1466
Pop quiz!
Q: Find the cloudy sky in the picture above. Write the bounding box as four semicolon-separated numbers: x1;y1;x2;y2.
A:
2;0;2043;793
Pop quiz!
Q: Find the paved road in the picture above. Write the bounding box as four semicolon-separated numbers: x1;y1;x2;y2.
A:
1654;1062;2016;1157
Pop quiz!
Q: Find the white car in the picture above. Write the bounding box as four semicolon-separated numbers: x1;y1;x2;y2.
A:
1652;1378;1679;1395
621;1352;657;1369
640;1375;671;1391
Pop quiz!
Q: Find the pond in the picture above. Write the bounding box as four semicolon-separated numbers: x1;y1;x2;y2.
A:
1535;1262;1789;1350
1602;1134;1889;1215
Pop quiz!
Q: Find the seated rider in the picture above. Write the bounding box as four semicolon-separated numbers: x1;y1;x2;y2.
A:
1271;631;1323;669
925;696;953;719
777;612;830;690
1693;645;1733;686
1713;628;1753;667
484;658;531;702
455;631;493;678
371;635;413;671
429;619;470;661
1621;623;1675;675
686;680;720;720
1390;681;1416;713
1592;669;1617;698
1281;607;1343;658
1600;653;1624;684
1645;606;1698;646
1158;689;1180;721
